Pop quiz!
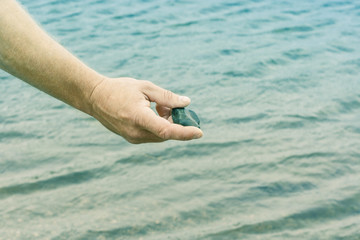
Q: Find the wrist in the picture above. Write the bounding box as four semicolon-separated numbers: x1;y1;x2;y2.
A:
78;72;106;116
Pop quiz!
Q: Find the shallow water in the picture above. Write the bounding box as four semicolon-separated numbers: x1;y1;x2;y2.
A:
1;0;360;239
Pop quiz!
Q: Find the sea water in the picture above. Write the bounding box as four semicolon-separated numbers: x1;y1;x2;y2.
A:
1;0;360;239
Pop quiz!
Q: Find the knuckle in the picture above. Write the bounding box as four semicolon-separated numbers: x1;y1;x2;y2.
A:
116;110;129;122
158;127;171;140
163;90;174;101
140;80;154;90
132;112;144;127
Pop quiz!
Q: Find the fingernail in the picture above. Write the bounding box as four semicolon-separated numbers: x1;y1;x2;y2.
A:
194;132;203;139
179;96;191;103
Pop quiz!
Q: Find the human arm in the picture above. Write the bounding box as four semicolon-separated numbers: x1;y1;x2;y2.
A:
0;0;203;143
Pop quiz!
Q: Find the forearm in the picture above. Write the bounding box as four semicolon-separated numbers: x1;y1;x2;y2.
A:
0;0;203;143
0;0;102;114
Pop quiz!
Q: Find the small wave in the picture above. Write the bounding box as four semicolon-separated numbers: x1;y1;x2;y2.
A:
280;152;336;165
0;168;107;200
250;181;316;197
200;2;245;14
310;95;360;122
56;27;82;37
271;26;313;34
115;141;243;166
78;180;317;239
269;120;305;130
282;10;310;16
345;126;360;134
223;57;288;79
343;58;360;67
322;1;353;8
285;114;331;122
263;57;287;66
63;11;82;19
205;192;360;238
170;20;199;28
51;104;67;110
223;68;265;78
335;97;360;114
282;48;311;60
225;113;268;124
112;6;159;20
219;49;241;56
328;45;355;53
315;19;336;28
0;131;38;142
115;59;128;68
259;75;315;93
225;8;252;16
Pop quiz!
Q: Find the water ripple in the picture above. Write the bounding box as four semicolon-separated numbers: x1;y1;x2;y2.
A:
206;192;360;238
271;25;313;34
0;168;105;200
2;0;360;239
219;49;242;56
280;152;336;165
0;131;39;141
170;20;199;28
250;181;316;197
115;141;245;166
283;48;311;60
225;113;268;124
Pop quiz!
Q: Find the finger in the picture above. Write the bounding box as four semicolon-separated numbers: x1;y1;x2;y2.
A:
139;107;203;140
127;130;165;144
155;105;172;121
95;112;165;144
143;82;191;108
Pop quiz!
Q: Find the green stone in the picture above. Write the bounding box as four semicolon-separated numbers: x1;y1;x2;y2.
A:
172;108;200;128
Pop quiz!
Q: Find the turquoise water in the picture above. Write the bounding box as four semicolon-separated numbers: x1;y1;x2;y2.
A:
1;0;360;239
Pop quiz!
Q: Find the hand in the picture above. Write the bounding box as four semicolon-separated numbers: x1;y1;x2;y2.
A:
89;77;203;144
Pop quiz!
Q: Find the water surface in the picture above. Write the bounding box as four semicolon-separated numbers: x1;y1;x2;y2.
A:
1;0;360;239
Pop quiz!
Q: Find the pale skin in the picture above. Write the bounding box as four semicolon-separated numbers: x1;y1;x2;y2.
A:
0;0;203;144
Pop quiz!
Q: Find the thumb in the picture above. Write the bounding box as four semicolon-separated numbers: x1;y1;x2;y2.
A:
143;81;191;108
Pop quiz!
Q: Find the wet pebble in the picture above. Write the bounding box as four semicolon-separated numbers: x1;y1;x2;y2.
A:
172;108;200;128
